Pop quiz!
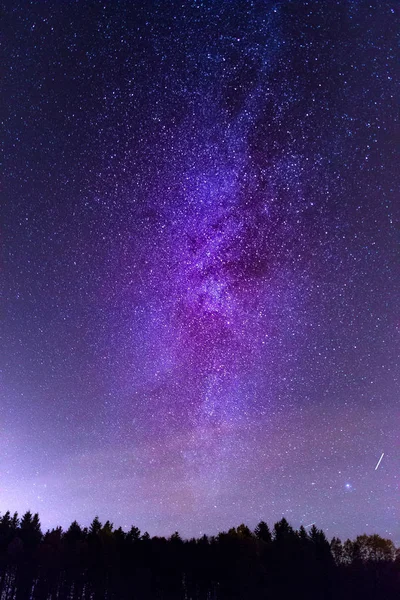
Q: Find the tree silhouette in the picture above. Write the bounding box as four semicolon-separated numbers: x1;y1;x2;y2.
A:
0;509;397;599
254;520;272;544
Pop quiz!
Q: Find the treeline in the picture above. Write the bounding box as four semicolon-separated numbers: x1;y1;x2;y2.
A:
0;510;399;599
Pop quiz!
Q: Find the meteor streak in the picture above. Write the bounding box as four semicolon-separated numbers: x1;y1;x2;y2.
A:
374;453;384;470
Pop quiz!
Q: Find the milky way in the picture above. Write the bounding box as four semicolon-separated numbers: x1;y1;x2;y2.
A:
2;1;399;541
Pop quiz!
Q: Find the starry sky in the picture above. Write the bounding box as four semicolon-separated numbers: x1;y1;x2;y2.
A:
2;1;399;543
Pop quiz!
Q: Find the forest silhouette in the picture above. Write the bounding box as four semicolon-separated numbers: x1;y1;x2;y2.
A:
0;510;398;599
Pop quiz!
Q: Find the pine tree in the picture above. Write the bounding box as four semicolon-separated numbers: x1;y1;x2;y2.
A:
89;516;102;536
255;520;272;543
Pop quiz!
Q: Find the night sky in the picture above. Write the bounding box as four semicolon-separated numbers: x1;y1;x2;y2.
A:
2;1;399;543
